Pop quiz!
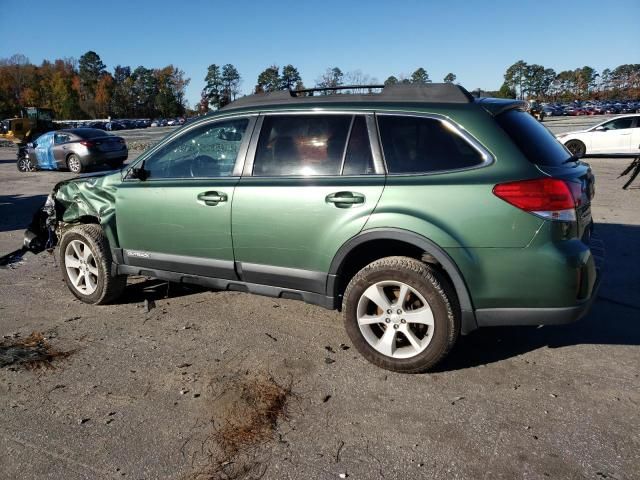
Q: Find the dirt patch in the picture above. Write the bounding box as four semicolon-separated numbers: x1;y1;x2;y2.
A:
189;372;292;480
0;332;72;370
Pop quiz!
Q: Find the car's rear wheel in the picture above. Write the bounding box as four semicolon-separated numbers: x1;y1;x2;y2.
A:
342;256;459;373
565;139;586;158
16;156;35;172
60;224;126;304
67;154;83;173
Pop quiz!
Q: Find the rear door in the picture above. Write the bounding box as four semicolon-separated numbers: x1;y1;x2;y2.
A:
231;113;385;294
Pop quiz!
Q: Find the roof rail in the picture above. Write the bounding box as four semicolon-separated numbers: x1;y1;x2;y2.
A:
221;83;474;111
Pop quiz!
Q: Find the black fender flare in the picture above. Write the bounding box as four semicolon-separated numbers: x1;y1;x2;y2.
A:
327;228;478;334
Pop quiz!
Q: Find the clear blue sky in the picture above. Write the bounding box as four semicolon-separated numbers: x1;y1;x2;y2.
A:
1;0;638;107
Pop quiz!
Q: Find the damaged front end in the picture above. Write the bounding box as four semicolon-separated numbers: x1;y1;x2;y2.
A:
24;170;122;253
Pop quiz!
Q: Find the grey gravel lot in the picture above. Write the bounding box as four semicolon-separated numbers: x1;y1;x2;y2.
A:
0;116;639;480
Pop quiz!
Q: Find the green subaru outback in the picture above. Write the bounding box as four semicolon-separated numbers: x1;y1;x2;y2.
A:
26;83;602;373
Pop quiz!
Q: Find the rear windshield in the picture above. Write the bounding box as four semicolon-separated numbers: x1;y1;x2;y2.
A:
496;109;571;166
71;128;110;139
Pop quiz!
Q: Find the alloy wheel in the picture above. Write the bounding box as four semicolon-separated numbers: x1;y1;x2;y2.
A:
65;239;99;295
356;280;435;359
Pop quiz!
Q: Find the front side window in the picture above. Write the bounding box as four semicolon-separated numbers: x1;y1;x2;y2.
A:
378;115;484;174
601;117;634;130
142;118;249;179
253;115;352;176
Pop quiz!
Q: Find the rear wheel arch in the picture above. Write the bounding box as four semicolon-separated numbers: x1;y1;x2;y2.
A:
328;228;477;333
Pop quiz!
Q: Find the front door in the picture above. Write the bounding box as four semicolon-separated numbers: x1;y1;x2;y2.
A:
232;113;385;294
116;116;254;279
591;116;634;154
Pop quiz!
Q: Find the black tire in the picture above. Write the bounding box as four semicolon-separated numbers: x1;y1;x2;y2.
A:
59;224;126;304
565;139;586;158
16;156;34;172
67;153;83;173
342;256;459;373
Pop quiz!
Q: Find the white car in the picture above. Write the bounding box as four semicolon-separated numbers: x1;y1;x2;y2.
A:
556;114;640;157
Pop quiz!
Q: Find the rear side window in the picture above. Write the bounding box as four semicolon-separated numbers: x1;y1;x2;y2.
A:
497;109;571;166
253;115;351;176
378;115;484;174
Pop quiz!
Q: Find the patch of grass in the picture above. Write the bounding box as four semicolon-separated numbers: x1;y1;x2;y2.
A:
0;332;72;370
190;373;292;480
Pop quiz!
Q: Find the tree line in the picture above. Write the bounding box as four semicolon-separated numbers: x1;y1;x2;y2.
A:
199;65;458;111
0;51;190;120
3;52;639;119
497;60;640;101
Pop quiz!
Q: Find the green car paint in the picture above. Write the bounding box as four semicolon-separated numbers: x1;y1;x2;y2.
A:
43;91;600;332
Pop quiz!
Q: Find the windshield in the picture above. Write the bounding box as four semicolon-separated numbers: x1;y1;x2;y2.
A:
497;109;572;166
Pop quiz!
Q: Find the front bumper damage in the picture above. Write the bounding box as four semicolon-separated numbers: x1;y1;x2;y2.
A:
23;170;121;254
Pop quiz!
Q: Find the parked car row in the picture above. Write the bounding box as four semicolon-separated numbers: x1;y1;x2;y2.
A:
150;117;186;127
541;100;640;117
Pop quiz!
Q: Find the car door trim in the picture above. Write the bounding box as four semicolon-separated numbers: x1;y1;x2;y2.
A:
122;250;238;280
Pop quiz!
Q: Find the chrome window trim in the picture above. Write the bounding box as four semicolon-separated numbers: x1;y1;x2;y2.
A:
375;111;495;175
123;113;258;182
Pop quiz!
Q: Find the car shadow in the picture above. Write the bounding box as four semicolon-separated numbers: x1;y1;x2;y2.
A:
0;159;18;165
118;278;208;304
436;222;640;372
0;194;48;233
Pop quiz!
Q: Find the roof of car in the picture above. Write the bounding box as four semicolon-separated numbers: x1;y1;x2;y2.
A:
221;83;476;111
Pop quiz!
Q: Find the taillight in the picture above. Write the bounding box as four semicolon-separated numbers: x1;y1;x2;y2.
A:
80;140;95;147
493;178;580;222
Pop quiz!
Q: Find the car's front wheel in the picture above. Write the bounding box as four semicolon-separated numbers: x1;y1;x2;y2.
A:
16;155;35;172
60;224;126;304
342;256;459;373
565;139;586;158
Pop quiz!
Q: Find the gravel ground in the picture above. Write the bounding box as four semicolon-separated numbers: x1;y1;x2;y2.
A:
0;116;639;480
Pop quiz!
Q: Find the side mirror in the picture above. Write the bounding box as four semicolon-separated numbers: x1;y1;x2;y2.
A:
594;126;607;132
129;160;148;181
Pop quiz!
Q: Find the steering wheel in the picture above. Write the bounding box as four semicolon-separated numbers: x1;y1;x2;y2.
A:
189;154;217;177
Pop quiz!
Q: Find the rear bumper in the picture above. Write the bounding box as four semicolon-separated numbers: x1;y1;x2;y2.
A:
475;237;604;327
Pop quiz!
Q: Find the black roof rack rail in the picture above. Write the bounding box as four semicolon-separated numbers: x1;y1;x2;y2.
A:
221;83;474;111
294;84;385;95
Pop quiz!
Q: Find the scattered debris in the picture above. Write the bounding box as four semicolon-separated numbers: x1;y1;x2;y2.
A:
325;358;336;365
339;473;348;479
325;345;336;354
0;332;72;370
323;394;332;403
143;298;156;313
265;333;278;342
549;393;558;398
177;363;192;368
64;316;82;322
78;418;90;425
180;389;189;395
339;344;350;351
335;440;345;463
0;248;28;269
451;396;465;405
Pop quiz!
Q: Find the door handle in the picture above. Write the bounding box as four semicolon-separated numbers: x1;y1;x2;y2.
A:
326;191;365;208
197;191;227;206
